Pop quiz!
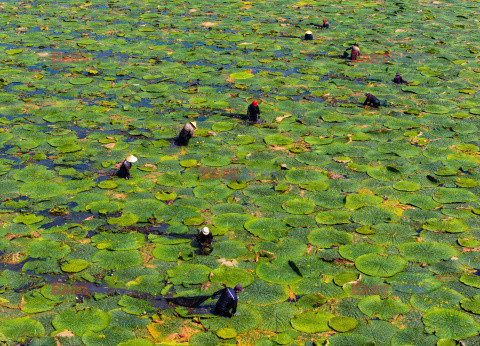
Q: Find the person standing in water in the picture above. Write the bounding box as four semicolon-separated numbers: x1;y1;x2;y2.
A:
117;155;137;179
247;100;261;122
177;121;197;146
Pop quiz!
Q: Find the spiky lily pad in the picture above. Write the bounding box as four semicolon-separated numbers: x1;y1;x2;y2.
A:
14;213;44;225
315;211;352;225
107;213;139;226
387;272;441;294
28;240;71;259
433;188;478;203
399;241;458;264
393;181;422;192
244;218;290;240
290;310;334;333
282;198;316;215
167;263;211;285
61;259;90;273
355;254;407;277
423;218;468;233
0;317;45;341
242;280;289;306
286;169;327;185
358;296;410;320
308;227;353;247
20;182;67;199
211;266;254;288
91;232;144;251
328;316;359;332
92;250;142;270
460;273;480;288
264;134;294;146
411;287;465;312
256;260;303;284
52;307;110;336
259;303;299;333
21;292;60;313
152;243;194;261
423;308;480;340
82;326;135;346
460;295;480;314
339;243;386;261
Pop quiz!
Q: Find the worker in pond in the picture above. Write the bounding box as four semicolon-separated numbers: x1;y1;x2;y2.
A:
344;42;360;61
117;155;137;179
197;226;213;255
177;121;197;146
212;284;244;318
322;19;329;28
364;93;381;108
304;30;313;40
393;72;408;84
247;100;261;122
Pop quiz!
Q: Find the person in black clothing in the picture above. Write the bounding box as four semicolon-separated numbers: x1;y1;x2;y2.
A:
364;93;381;108
212;284;243;318
197;226;213;255
393;72;408;84
322;19;329;29
247;100;260;122
177;121;197;146
304;30;313;40
117;155;137;179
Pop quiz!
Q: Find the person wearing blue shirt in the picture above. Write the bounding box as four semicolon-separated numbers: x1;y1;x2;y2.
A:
212;284;244;318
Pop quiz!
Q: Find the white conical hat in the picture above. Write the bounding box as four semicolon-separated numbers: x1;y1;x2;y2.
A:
126;155;138;163
201;226;210;235
189;121;197;128
306;30;312;35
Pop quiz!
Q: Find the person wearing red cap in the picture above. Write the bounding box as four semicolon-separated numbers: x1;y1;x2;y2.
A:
211;284;244;318
322;19;329;29
247;100;261;122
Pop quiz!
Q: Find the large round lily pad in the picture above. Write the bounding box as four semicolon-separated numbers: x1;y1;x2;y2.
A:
355;254;407;277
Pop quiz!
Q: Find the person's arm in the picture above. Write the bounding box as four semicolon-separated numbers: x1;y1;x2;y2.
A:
345;47;352;51
364;98;368;106
211;288;224;298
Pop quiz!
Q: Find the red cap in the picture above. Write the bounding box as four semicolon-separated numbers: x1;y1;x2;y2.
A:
252;100;257;106
323;19;327;23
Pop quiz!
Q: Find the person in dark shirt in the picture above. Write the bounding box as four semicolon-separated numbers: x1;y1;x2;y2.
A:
364;93;381;108
117;155;137;179
197;227;213;255
322;19;329;28
304;30;313;40
212;284;244;318
344;43;360;61
393;72;408;84
177;121;197;146
247;100;260;122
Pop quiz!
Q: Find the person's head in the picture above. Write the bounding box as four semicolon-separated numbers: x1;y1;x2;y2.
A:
234;284;244;293
189;121;197;129
323;19;327;23
354;43;359;47
365;92;370;96
126;155;138;163
201;226;210;236
252;100;258;106
396;72;401;76
306;30;312;35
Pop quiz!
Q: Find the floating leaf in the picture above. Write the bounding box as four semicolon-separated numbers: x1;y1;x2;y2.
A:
290;310;334;333
355;254;407;277
423;308;480;340
52;307;110;336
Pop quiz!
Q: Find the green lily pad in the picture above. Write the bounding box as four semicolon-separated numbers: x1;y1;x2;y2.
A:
355;254;407;277
282;198;316;215
216;327;237;339
308;227;353;247
92;250;142;270
423;308;480;340
315;210;352;225
328;316;359;332
91;232;144;250
52;307;110;336
61;259;90;273
256;260;303;284
0;317;45;341
399;242;458;263
290;310;334;333
358;295;410;320
244;218;290;240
